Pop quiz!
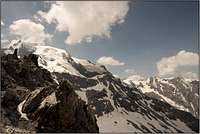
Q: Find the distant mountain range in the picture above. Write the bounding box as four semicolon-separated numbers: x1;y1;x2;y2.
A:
1;41;199;133
124;75;199;118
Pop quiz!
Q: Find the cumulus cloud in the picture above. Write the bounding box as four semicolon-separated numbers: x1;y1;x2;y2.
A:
157;50;199;76
9;19;52;45
38;1;129;45
1;40;10;48
125;69;136;74
97;56;125;66
125;75;145;82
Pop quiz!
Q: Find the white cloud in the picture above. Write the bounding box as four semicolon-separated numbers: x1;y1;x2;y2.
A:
97;56;125;66
157;50;199;76
123;74;146;85
33;14;43;23
1;21;4;26
126;75;145;82
38;1;129;45
182;72;198;80
113;74;120;78
1;39;9;43
1;40;10;48
125;69;136;74
9;19;52;45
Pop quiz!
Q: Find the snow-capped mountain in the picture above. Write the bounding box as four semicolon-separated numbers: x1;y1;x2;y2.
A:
124;75;199;118
1;41;199;133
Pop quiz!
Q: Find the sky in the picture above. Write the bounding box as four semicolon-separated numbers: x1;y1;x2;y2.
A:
1;1;199;79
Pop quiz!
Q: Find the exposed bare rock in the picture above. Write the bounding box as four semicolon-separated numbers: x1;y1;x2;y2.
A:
1;51;99;133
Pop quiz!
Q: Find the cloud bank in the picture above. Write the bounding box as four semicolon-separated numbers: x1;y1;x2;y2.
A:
157;50;199;76
97;56;125;66
9;19;52;45
38;1;129;45
125;69;137;75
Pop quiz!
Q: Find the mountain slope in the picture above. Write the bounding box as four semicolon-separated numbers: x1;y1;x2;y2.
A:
1;51;99;133
124;76;199;118
1;41;199;133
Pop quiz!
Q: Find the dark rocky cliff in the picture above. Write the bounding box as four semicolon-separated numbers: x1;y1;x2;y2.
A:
1;51;99;133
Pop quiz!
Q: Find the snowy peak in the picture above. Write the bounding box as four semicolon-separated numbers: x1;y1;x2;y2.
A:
148;76;159;88
5;41;108;78
123;74;146;85
34;45;81;75
124;75;199;117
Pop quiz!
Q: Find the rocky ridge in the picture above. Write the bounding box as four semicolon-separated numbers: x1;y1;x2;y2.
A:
1;51;99;133
124;76;199;118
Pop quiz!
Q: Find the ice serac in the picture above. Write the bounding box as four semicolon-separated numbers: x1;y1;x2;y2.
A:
1;41;199;133
1;51;99;133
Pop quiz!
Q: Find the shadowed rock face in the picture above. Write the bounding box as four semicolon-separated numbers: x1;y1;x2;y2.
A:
22;81;99;133
54;69;199;133
86;89;115;117
1;52;99;133
2;53;55;90
133;76;199;118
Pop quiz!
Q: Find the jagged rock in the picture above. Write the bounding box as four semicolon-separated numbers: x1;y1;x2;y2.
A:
21;81;99;132
124;76;199;118
1;52;99;133
1;52;56;90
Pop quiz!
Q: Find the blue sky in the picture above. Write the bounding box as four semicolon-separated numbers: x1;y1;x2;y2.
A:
1;1;198;78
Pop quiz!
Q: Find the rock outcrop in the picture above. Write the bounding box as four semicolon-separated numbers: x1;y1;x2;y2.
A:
124;76;199;118
1;51;99;133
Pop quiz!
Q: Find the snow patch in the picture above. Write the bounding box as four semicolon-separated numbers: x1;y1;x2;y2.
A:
72;57;107;74
34;46;83;76
39;92;58;109
17;100;28;120
75;90;88;103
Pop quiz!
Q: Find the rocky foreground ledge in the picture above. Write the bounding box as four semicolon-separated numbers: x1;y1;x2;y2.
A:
1;51;99;133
